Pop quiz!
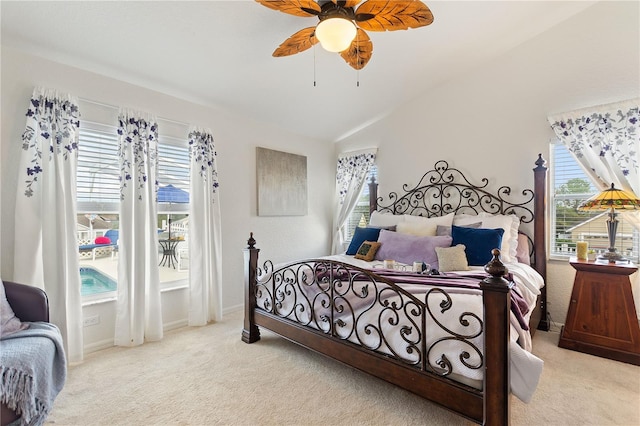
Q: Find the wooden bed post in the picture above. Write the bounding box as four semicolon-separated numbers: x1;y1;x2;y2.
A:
368;174;378;215
481;249;512;426
533;154;549;331
242;232;261;343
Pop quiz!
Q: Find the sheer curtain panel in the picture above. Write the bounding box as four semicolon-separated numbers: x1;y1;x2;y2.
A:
13;87;83;362
114;109;163;346
548;98;639;227
331;148;377;254
187;127;222;325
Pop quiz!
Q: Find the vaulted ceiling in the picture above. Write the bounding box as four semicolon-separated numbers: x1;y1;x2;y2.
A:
1;1;596;142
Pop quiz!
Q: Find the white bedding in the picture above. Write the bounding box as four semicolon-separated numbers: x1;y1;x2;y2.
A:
256;255;544;403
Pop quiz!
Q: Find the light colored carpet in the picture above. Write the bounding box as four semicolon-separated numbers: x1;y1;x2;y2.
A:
48;310;640;425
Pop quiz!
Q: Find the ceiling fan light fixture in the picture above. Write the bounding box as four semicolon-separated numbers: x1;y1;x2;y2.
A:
315;17;357;53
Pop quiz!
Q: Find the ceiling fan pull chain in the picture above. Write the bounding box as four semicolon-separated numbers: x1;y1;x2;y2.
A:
313;44;317;87
356;31;360;87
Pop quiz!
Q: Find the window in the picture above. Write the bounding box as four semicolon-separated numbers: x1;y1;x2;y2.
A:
77;121;191;288
157;135;190;229
344;165;378;242
157;136;190;272
551;143;638;261
77;122;120;213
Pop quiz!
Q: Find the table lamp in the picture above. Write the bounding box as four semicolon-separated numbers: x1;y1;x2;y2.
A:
578;183;640;262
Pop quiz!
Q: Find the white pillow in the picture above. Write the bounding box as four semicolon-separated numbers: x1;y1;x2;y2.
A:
452;212;519;263
452;213;482;226
477;212;519;263
397;212;454;237
369;211;405;227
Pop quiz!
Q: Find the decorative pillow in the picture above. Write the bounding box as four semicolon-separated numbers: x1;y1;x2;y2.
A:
1;281;28;338
453;213;519;263
396;212;455;237
354;241;382;261
95;236;111;245
435;245;470;272
346;227;382;255
435;222;481;236
451;225;504;266
516;232;531;265
374;229;452;269
477;213;519;263
369;211;405;227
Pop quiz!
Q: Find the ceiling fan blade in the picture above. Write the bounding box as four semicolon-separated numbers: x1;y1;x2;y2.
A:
339;29;373;70
273;27;318;57
329;0;361;8
255;0;320;17
355;0;434;31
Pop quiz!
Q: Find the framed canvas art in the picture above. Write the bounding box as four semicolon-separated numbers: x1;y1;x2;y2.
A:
256;147;308;216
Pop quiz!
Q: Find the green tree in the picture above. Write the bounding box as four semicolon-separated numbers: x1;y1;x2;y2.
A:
557;177;591;198
555;178;593;234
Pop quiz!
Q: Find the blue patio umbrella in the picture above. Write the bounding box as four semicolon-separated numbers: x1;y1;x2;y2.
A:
158;184;189;204
158;184;189;240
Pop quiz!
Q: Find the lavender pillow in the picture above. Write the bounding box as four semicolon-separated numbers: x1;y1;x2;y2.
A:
516;232;531;265
1;281;28;338
375;229;452;269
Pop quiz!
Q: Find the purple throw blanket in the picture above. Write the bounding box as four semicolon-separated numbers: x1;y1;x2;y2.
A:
318;267;530;331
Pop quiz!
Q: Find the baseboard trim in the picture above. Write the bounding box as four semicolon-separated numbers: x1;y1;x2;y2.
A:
83;305;243;355
84;338;114;354
224;304;243;315
164;319;188;331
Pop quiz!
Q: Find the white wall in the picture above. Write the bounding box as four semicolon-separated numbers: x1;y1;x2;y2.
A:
336;1;640;325
1;48;335;345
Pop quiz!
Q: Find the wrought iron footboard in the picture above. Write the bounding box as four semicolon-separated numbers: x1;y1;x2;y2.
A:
254;259;484;379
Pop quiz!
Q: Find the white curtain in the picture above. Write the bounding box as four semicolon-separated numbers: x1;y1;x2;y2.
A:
13;87;84;362
114;109;163;346
548;98;639;227
331;148;377;254
548;98;640;317
187;127;222;325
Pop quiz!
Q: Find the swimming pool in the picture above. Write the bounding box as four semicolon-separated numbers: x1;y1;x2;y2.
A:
80;267;117;296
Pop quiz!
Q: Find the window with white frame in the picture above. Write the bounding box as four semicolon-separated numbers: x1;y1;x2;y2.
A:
344;165;378;242
551;143;639;261
76;121;191;285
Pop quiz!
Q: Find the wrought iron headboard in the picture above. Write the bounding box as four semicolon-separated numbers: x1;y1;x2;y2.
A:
372;160;535;225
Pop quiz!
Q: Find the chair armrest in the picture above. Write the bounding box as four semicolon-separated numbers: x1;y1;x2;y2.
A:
3;281;49;323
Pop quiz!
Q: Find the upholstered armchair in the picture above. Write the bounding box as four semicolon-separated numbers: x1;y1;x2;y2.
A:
1;281;50;426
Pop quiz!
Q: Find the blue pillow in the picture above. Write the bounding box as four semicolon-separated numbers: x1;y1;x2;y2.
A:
451;225;504;266
346;227;382;255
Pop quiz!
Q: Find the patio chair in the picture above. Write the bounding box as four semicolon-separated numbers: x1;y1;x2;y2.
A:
79;229;119;260
176;239;189;272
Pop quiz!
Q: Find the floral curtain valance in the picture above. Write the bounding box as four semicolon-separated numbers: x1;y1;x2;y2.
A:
548;98;639;195
336;148;377;205
117;110;159;201
188;127;220;199
20;87;80;197
332;148;377;254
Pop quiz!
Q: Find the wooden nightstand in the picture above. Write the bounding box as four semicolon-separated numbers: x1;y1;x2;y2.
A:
559;258;640;365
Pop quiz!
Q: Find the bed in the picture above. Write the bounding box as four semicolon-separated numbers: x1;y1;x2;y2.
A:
242;155;549;425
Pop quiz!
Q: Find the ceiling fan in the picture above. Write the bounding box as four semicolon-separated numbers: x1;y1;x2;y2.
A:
256;0;434;70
